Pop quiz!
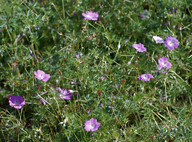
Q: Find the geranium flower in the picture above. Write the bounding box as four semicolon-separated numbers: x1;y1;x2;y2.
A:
82;11;99;21
76;52;82;59
164;36;179;50
153;36;164;43
9;96;25;109
84;118;100;132
40;99;46;104
34;70;50;82
56;88;72;100
157;57;172;73
132;43;147;52
99;101;103;107
140;13;145;18
101;75;105;80
138;74;154;81
71;81;76;85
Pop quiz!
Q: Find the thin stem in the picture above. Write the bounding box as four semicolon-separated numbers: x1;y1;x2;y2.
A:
62;0;65;19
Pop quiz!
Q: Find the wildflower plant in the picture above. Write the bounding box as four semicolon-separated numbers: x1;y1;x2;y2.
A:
138;74;154;81
9;96;25;109
84;118;101;132
132;43;147;52
82;11;99;21
157;57;172;73
34;70;50;82
0;0;192;141
164;36;179;50
56;88;72;100
153;36;164;44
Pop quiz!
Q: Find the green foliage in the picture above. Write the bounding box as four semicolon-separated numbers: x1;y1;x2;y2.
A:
0;0;192;141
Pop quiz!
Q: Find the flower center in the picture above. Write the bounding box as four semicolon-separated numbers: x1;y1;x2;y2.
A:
62;90;68;96
89;124;95;129
87;14;92;18
143;75;147;79
14;100;20;105
161;62;167;67
168;41;174;47
38;74;44;79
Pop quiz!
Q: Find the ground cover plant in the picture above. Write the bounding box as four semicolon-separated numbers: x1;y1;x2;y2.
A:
0;0;192;141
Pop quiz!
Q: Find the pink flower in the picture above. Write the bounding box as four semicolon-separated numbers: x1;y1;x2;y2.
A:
34;70;50;82
84;118;100;132
140;13;145;18
138;74;154;81
132;43;147;52
82;11;99;21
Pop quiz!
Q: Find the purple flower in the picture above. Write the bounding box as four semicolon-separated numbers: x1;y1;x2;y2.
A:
17;35;21;39
56;88;72;100
9;96;25;109
138;74;154;81
29;50;34;56
125;39;129;43
132;43;147;52
158;57;172;68
164;36;179;50
76;52;82;59
99;101;103;107
91;133;94;137
153;36;164;43
82;11;99;21
84;118;100;132
40;99;46;104
101;75;105;80
34;70;50;82
36;26;40;30
173;8;177;13
157;57;172;73
75;92;79;95
140;14;145;18
71;81;76;85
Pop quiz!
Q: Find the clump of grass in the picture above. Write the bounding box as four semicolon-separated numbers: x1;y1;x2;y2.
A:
0;0;192;141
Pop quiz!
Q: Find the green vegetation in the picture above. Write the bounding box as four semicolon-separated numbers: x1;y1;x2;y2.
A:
0;0;192;141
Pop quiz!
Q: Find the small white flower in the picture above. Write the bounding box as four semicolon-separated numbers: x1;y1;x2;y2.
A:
153;36;164;43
